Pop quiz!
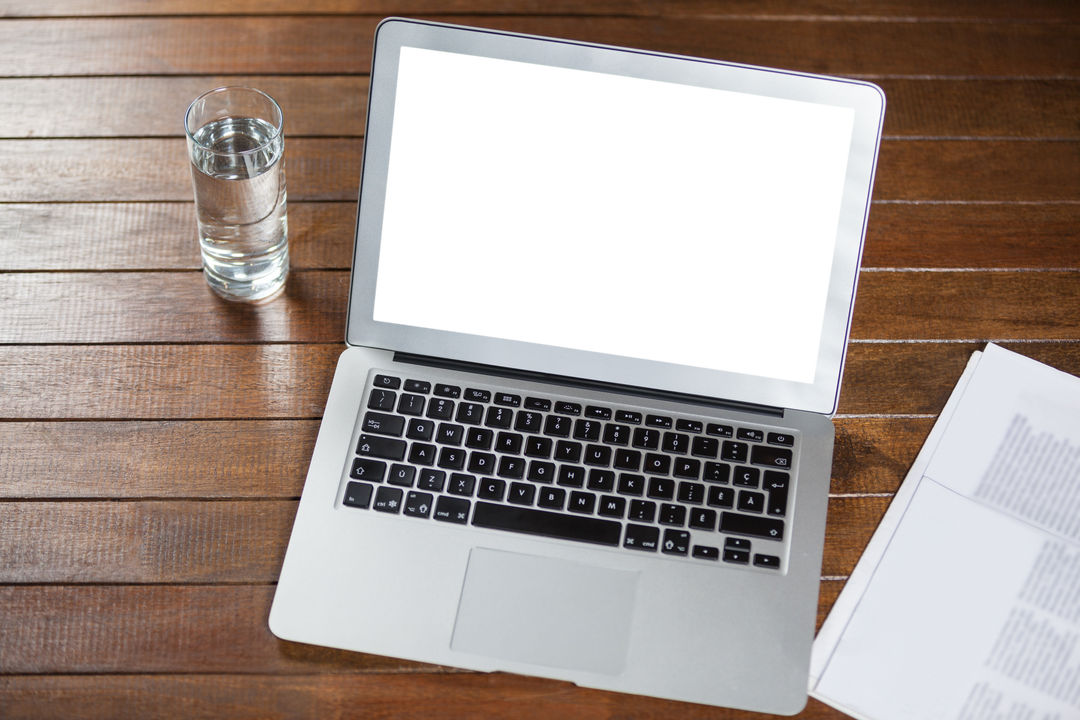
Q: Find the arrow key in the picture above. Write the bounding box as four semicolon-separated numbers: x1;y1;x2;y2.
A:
661;529;690;556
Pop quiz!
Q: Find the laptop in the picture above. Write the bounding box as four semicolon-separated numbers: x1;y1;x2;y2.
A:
270;17;884;715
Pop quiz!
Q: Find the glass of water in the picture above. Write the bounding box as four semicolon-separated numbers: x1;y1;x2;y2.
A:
185;86;289;301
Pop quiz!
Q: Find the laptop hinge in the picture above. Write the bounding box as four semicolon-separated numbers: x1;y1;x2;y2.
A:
393;352;785;418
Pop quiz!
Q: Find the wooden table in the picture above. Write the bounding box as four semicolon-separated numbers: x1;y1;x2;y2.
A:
1;1;1077;718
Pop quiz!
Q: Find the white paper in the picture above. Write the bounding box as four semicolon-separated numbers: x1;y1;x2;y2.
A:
811;344;1080;720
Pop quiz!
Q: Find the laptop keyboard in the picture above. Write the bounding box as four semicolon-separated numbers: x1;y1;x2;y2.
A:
340;372;796;571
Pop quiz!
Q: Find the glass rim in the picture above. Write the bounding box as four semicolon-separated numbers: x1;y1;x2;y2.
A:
184;85;284;156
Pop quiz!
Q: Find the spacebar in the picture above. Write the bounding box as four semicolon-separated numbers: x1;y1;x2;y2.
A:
472;502;622;546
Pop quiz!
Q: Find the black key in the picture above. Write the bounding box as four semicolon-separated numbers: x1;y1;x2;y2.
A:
624;524;660;551
373;374;401;389
485;406;514;429
514;410;543;434
676;419;703;433
357;434;406;461
673;458;700;479
646;415;673;429
703;462;730;484
643;453;671;476
707;486;735;509
362;411;405;437
495;432;524;454
528;460;556;484
647;477;675;500
597;495;626;518
573;419;602;442
524;397;552;411
456;402;485;425
659;503;686;526
725;537;752;551
508;482;536;505
737;428;765;442
437;447;466;470
616;410;643;424
397;393;425;416
720;512;785;541
465;427;494;450
525;436;553;458
555;440;583;463
586;469;616;492
583;444;612;467
404;491;434;518
765;471;790;517
434;384;461;398
406;418;435;441
568;491;596;514
472;502;621;546
603;423;631;446
350;458;386;482
617;473;645;496
632;428;659;450
555;402;582;416
613;448;641;471
367;389;397;411
691;436;719;458
754;554;782;569
733;466;760;488
404;379;431;393
418;469;446;492
448;473;476;496
467;451;496;476
707;423;733;438
478;478;506;501
689;507;717;530
537;486;566;509
751;444;794;470
677;481;705;504
434;496;470;524
628;499;656;522
738;490;765;513
464;388;491;403
494;393;521;407
662;529;690;556
585;406;612;420
426;397;455;420
723;549;750;565
768;432;795;447
692;545;719;560
387;464;416;487
557;465;586;488
662;432;689;454
544;415;572;437
497;456;525;479
721;441;749;463
436;423;464;446
343;481;373;508
373;486;403;513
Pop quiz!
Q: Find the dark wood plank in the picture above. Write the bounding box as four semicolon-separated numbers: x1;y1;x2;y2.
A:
832;417;932;495
0;421;317;499
1;17;1076;78
0;674;852;720
0;77;368;139
4;77;1078;140
0;139;361;202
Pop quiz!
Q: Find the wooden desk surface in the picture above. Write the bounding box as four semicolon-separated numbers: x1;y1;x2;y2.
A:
1;2;1077;718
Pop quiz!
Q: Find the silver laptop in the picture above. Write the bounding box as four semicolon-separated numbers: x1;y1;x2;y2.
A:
270;18;884;715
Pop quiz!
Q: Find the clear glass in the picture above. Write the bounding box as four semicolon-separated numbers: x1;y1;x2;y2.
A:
185;86;289;301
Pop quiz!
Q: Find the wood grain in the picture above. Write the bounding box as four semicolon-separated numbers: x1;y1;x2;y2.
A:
1;17;1076;78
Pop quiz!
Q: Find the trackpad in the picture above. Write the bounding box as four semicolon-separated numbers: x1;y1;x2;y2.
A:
451;548;639;675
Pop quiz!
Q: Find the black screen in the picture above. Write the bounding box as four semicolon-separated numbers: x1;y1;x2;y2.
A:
375;50;846;379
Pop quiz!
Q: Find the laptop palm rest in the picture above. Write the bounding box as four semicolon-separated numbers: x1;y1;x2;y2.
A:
451;548;639;675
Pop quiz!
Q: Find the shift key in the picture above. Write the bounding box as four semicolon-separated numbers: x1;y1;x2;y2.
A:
357;434;407;460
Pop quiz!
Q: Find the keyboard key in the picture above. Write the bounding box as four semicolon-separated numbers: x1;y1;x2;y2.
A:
404;491;434;518
616;410;642;424
434;496;470;524
737;428;765;442
472;501;621;546
725;537;751;551
707;486;735;509
362;411;405;436
723;549;750;565
485;406;514;429
373;374;401;389
585;405;612;420
397;393;425;416
404;380;431;393
467;451;496;475
597;495;626;518
478;478;506;501
497;456;525;479
418;469;446;492
387;464;416;487
465;427;494;450
628;499;656;522
544;415;572;437
524;436;553;458
357;434;407;461
738;490;765;513
673;458;701;479
689;507;717;530
733;467;760;488
367;389;397;411
528;460;556;484
707;423;733;438
437;447;466;470
448;473;476;496
524;397;552;411
568;491;596;514
584;444;612;467
406;418;435;441
753;554;781;569
603;423;631;446
703;462;730;483
537;486;566;509
692;545;719;560
691;436;719;458
662;529;690;556
436;423;464;445
646;415;673;429
659;503;686;526
350;458;386;482
555;401;582;416
494;393;521;407
624;524;660;551
720;512;785;541
677;481;705;504
514;410;543;433
343;481;373;508
721;441;748;463
508;482;536;505
456;403;485;425
586;469;616;492
662;432;689;454
573;419;602;442
557;465;586;488
767;432;795;447
373;486;403;513
643;453;671;476
464;388;491;403
613;448;641;471
676;419;703;433
426;397;455;420
555;440;583;463
434;384;460;398
647;477;675;500
495;432;523;454
751;444;794;470
765;470;790;517
617;473;645;496
632;427;660;450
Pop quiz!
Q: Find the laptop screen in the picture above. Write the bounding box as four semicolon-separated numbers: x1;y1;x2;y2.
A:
372;47;855;386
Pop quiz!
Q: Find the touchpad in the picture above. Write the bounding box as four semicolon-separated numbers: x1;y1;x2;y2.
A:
451;548;639;675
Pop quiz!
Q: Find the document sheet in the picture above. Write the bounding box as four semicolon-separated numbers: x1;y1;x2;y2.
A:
810;344;1080;720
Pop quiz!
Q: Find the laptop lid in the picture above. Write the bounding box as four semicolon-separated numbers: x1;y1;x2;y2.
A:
346;18;884;416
